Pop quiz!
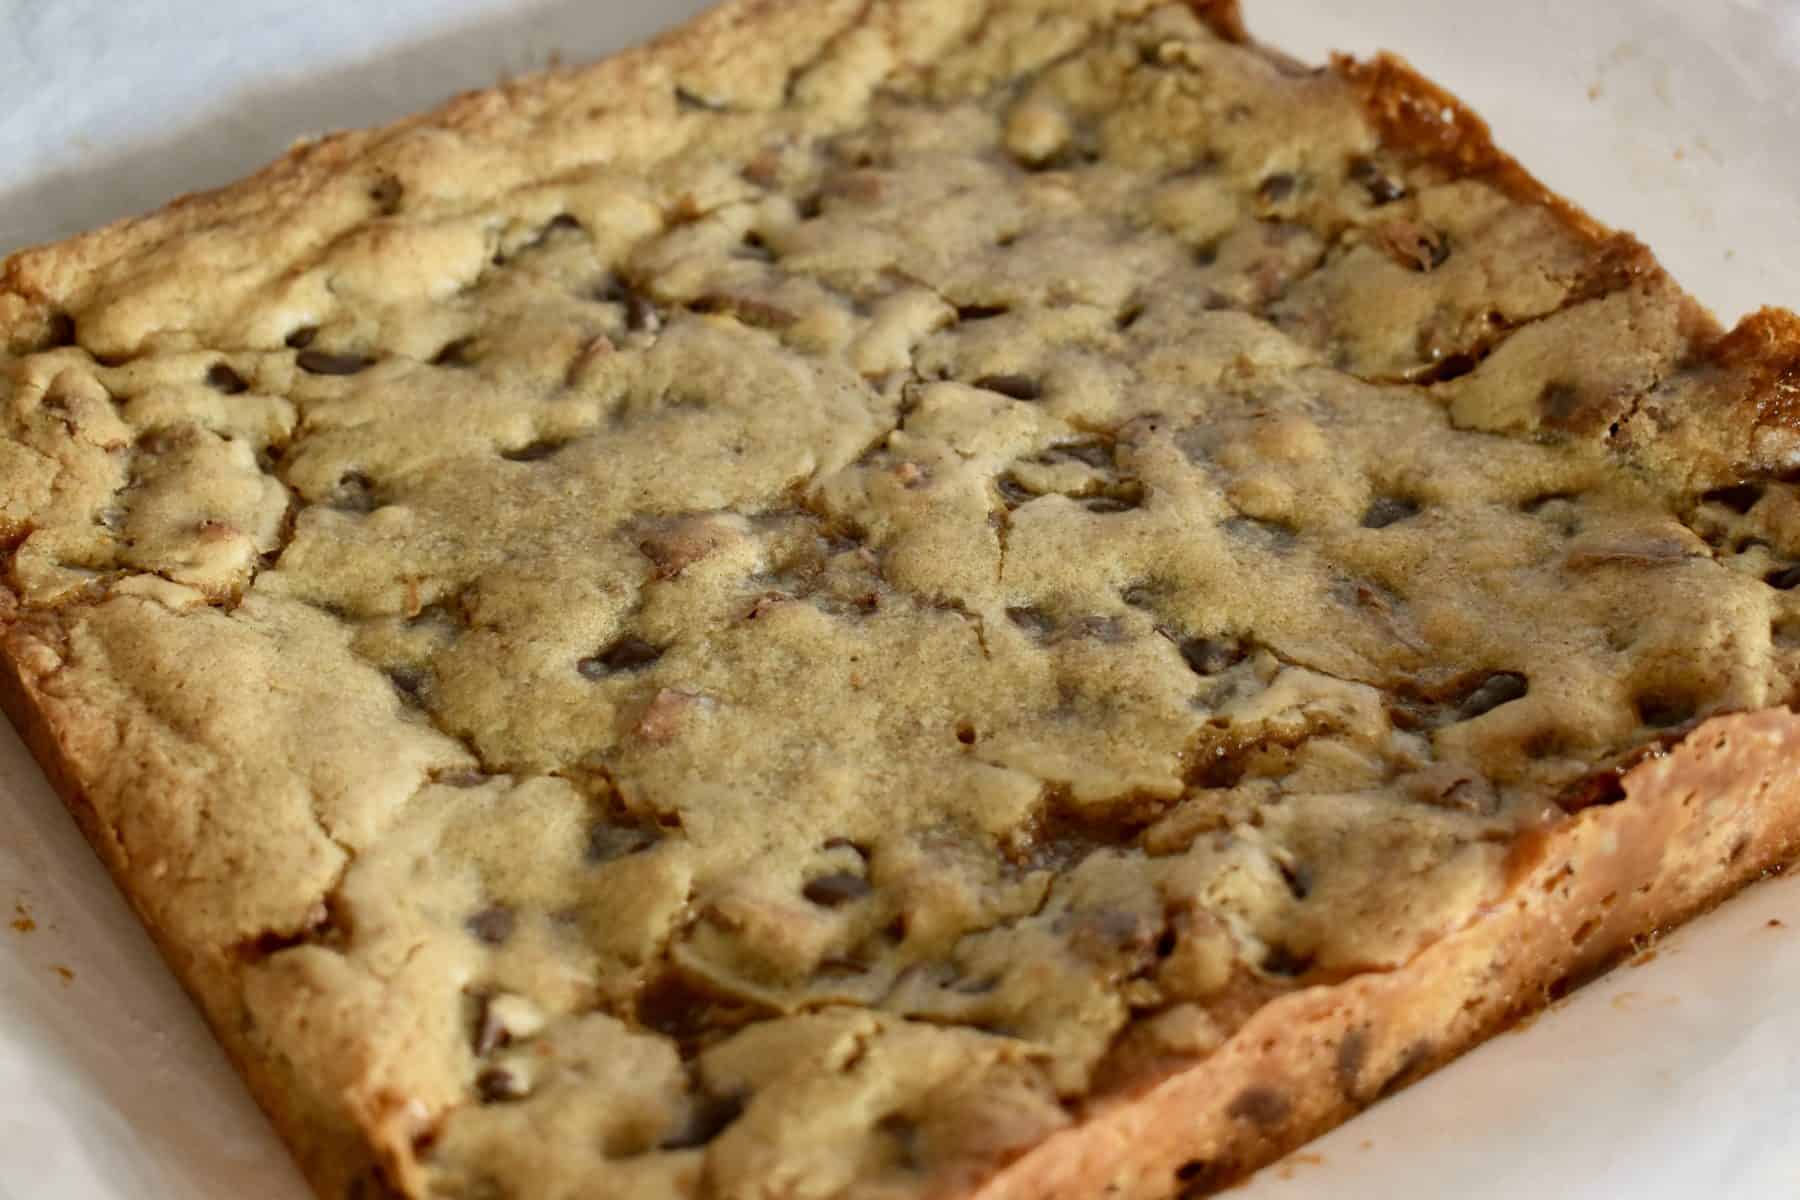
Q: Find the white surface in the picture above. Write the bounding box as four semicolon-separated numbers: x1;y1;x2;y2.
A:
1;2;1798;1197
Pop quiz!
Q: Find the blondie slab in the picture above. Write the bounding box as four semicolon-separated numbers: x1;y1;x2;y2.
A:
4;3;1800;1198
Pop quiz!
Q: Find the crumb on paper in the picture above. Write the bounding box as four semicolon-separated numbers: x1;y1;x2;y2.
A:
1628;947;1660;968
1275;1152;1325;1180
51;965;73;985
1768;918;1785;929
10;900;34;934
1587;83;1602;101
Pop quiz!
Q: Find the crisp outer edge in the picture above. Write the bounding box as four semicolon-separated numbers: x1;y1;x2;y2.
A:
2;3;1800;1200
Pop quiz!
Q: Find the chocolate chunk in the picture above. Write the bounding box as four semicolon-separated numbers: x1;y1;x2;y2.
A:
205;362;249;394
332;471;378;514
1538;381;1584;427
42;311;77;349
1701;482;1763;514
1174;1159;1227;1191
297;349;376;375
802;872;872;907
475;1064;528;1103
465;905;516;946
1361;495;1419;529
973;373;1042;401
674;86;730;112
1256;172;1297;205
996;474;1035;506
431;337;478;368
284;325;319;349
577;636;664;678
585;824;658;863
1048;440;1113;469
1225;1085;1290;1126
1456;671;1529;721
1375;220;1450;272
956;304;1009;322
1278;861;1312;900
1259;944;1312;977
1348;155;1405;205
1178;636;1244;676
385;665;428;703
501;438;571;463
1005;606;1056;639
1764;565;1800;591
369;174;404;215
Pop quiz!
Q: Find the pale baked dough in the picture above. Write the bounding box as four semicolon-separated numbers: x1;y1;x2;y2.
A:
4;2;1800;1197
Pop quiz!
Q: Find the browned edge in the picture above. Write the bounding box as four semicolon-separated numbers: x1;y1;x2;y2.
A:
972;709;1800;1199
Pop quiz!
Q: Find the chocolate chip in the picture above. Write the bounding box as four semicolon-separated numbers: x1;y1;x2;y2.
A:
431;337;478;368
1456;671;1529;720
501;438;570;463
297;349;375;375
1375;220;1450;272
369;174;404;215
1701;482;1763;514
735;231;775;262
635;969;766;1047
674;86;729;112
1414;351;1478;384
1259;944;1312;977
332;470;378;513
1178;636;1244;676
205;363;249;394
1225;1085;1290;1126
973;373;1042;401
1005;605;1056;639
1084;496;1137;514
996;474;1035;506
802;872;872;907
1121;584;1158;608
465;906;516;946
1047;440;1113;469
585;824;658;863
41;311;77;349
956;721;977;745
1256;172;1297;205
1765;565;1800;591
1348;155;1405;205
577;636;664;678
386;665;429;703
284;325;319;349
1278;861;1312;900
1539;381;1584;427
956;304;1009;322
1175;1160;1225;1190
475;1065;528;1103
1361;495;1419;529
659;1091;745;1150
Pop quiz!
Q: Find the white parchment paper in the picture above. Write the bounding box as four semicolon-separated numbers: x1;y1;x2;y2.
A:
2;2;1797;1196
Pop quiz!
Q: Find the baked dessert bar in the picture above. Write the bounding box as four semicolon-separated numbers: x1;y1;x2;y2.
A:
4;1;1800;1196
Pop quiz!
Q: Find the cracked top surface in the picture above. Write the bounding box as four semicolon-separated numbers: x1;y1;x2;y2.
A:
5;1;1800;1198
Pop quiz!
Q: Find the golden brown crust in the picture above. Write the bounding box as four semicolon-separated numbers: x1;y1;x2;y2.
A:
0;612;390;1200
972;709;1800;1197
